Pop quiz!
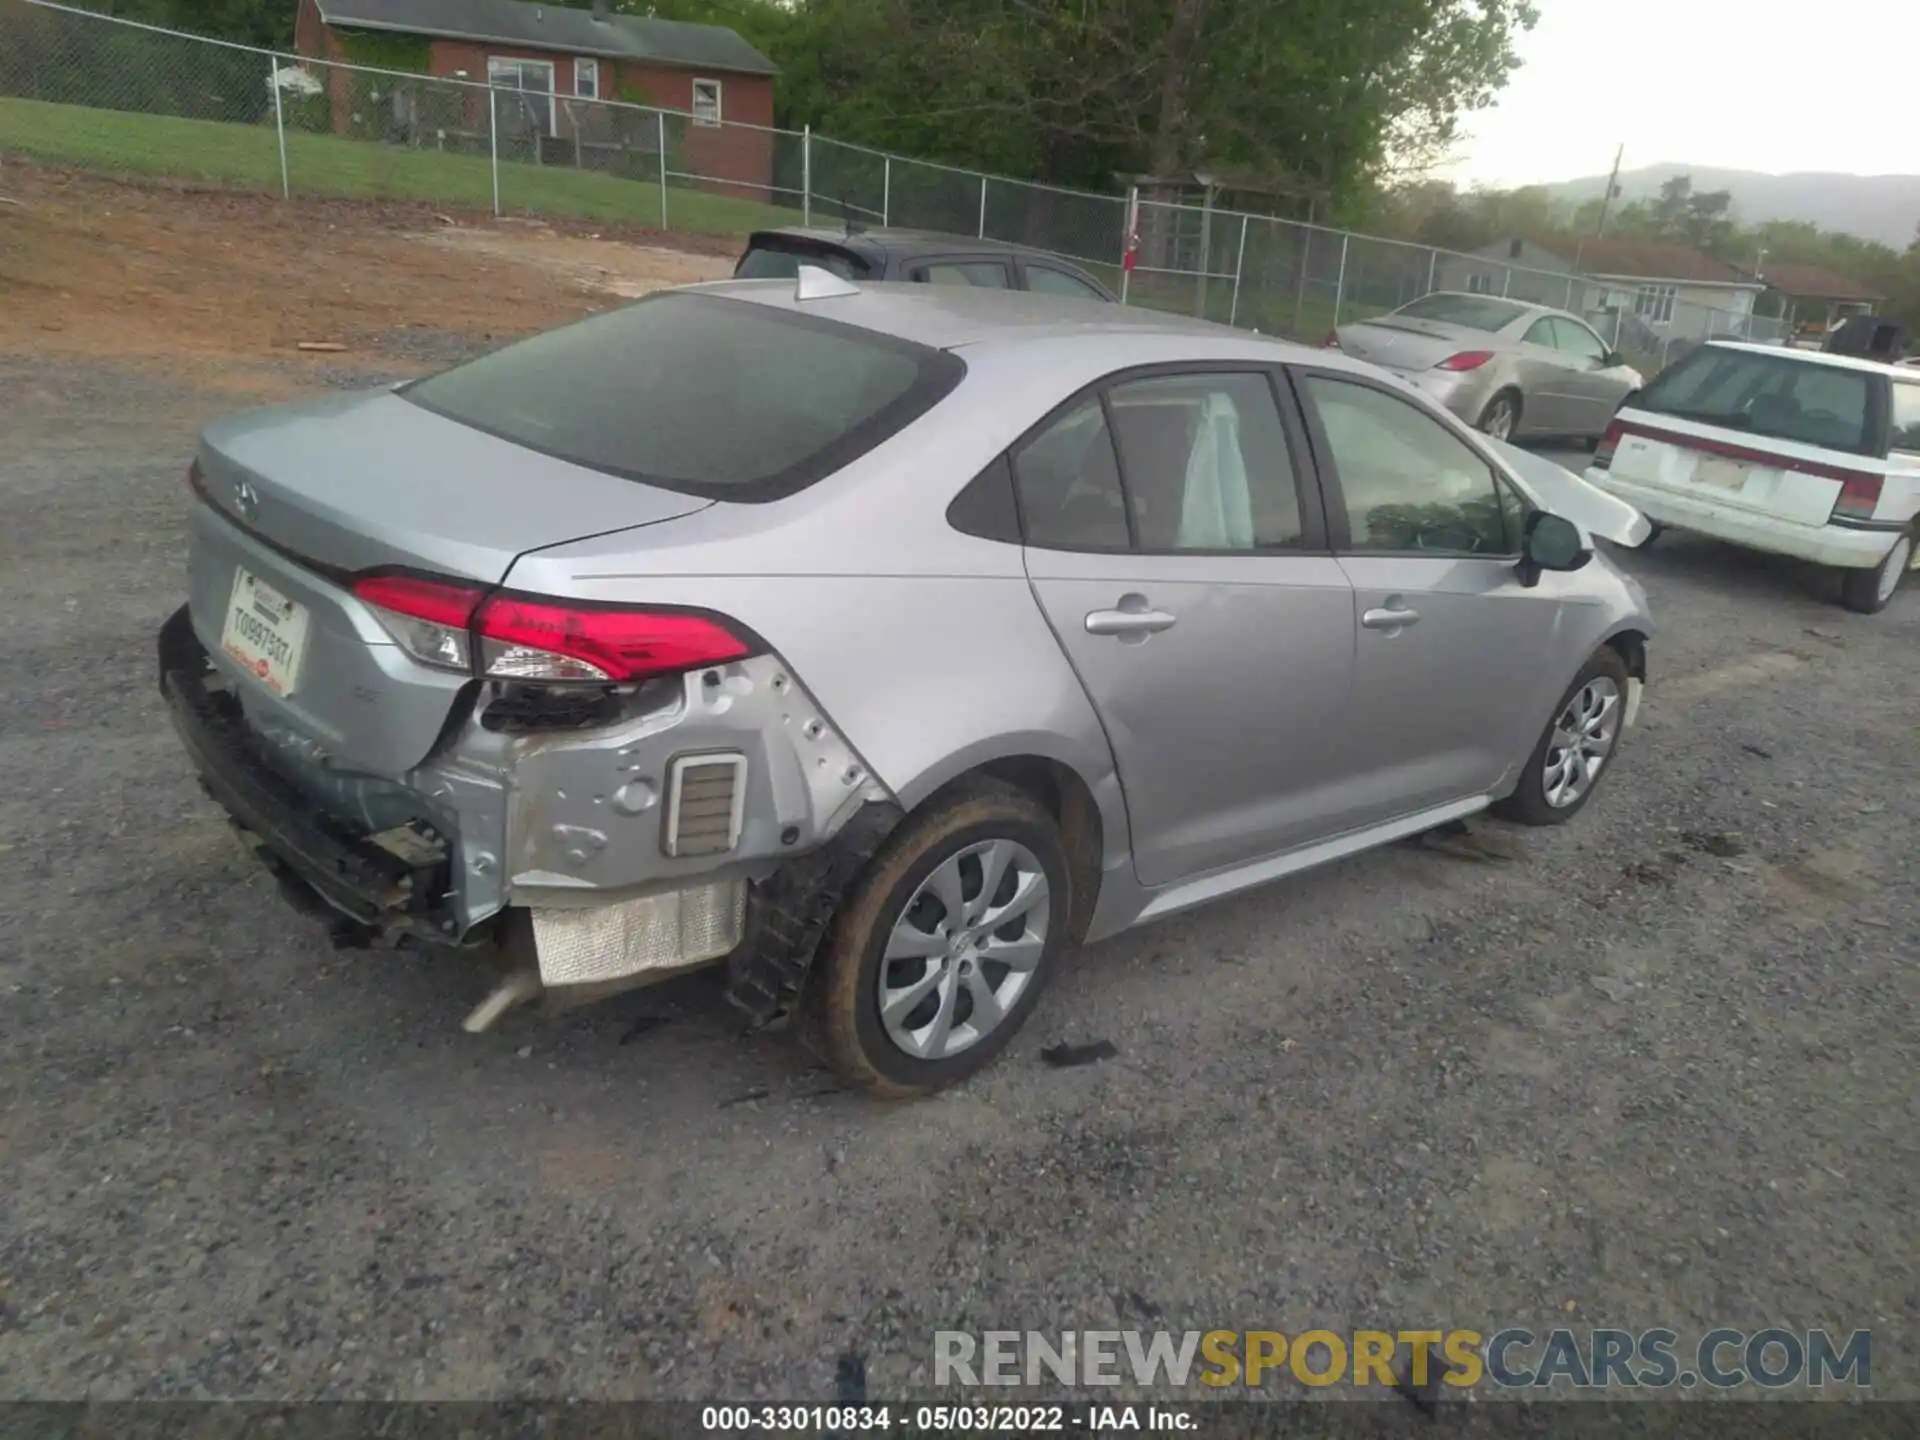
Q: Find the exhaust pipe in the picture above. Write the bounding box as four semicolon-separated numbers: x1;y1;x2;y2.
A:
462;966;543;1033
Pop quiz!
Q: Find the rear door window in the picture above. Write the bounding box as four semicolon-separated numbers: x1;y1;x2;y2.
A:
1633;346;1875;455
402;292;963;502
1025;265;1111;302
1011;399;1130;550
912;261;1013;289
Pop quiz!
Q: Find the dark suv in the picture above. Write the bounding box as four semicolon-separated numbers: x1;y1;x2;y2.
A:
733;227;1118;304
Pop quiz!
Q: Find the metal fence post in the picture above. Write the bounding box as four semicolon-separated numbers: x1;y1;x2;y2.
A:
801;125;812;225
657;111;669;228
268;55;289;200
977;174;988;238
1228;213;1249;327
1501;267;1512;298
1332;233;1350;328
1425;248;1437;297
1119;186;1138;306
486;86;501;216
882;156;891;228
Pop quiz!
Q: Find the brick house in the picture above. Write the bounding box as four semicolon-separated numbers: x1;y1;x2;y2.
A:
295;0;778;200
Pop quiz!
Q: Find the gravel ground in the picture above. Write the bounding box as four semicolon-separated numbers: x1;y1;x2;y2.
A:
0;361;1914;1404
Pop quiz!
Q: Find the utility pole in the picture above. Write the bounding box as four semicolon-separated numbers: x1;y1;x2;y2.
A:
1593;143;1625;238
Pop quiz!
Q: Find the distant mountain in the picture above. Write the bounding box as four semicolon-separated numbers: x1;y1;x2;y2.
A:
1538;164;1920;249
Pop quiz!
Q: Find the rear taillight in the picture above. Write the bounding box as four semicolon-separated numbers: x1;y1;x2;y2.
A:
1592;419;1624;471
351;573;758;683
353;572;486;673
1436;351;1494;371
1833;472;1885;523
474;595;753;683
1323;329;1340;349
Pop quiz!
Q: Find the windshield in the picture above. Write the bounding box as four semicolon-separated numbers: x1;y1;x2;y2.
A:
734;241;870;282
403;292;962;501
1633;346;1875;455
1391;294;1529;332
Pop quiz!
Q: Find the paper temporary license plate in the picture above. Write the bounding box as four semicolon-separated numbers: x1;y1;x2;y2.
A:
220;567;310;697
1692;454;1753;491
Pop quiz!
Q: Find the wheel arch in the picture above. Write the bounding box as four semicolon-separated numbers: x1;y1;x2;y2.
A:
1602;626;1649;682
895;739;1126;945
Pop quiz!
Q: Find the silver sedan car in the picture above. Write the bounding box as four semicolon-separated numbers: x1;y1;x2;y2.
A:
158;273;1654;1095
1331;291;1644;443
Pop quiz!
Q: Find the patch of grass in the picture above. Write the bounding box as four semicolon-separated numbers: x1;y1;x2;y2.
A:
0;96;802;236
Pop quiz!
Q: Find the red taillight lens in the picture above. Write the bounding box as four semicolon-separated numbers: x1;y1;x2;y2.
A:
1323;329;1340;349
1592;419;1624;470
352;572;484;673
474;596;754;683
1436;351;1495;371
353;573;484;628
1833;472;1885;522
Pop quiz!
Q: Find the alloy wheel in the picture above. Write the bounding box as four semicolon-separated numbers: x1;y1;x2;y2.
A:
876;839;1049;1061
1483;397;1516;440
1544;675;1621;809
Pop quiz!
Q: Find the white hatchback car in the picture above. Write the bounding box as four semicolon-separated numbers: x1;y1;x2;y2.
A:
1586;342;1920;612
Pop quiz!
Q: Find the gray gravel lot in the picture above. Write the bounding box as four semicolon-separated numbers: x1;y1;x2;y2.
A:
0;359;1914;1403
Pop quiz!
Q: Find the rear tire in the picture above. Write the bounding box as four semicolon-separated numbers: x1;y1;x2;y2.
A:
805;778;1071;1097
1837;530;1914;615
1494;647;1631;827
1477;390;1522;441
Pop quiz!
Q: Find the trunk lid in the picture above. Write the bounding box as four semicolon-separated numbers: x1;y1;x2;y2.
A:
197;390;711;580
188;391;713;776
1335;317;1486;371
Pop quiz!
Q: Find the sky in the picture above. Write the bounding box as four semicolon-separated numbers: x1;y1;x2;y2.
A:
1441;0;1920;189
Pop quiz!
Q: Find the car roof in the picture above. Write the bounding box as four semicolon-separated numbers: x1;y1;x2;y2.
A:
750;225;1096;267
692;276;1346;363
1699;340;1909;376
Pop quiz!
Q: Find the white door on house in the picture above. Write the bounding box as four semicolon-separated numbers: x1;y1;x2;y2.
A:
488;57;556;137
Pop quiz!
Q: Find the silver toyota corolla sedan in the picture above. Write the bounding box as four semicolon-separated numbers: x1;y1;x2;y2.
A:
1331;291;1644;443
158;272;1654;1095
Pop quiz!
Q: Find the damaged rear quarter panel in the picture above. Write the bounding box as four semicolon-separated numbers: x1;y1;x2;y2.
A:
487;655;891;907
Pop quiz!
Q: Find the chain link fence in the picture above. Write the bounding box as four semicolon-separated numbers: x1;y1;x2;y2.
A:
2;0;1792;371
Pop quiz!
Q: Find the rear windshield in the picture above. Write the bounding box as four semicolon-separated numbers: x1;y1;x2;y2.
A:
402;292;962;500
1633;345;1876;455
734;241;871;282
1392;294;1528;331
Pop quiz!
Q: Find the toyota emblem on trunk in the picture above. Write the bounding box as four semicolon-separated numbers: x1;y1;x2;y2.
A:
233;481;259;523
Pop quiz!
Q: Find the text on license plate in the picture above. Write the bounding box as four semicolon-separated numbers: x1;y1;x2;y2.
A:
220;567;310;697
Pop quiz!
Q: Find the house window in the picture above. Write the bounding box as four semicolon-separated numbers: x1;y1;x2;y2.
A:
691;78;722;127
1466;271;1495;295
1634;284;1678;326
575;58;599;100
488;57;556;137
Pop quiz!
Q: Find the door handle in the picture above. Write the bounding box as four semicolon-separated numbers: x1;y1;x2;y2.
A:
1361;605;1420;631
1085;607;1178;637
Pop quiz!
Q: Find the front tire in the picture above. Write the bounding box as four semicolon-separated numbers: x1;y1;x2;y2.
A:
1494;647;1631;827
806;778;1071;1097
1837;530;1914;615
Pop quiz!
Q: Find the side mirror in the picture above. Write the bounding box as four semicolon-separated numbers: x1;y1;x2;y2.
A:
1516;511;1591;588
1602;350;1626;368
